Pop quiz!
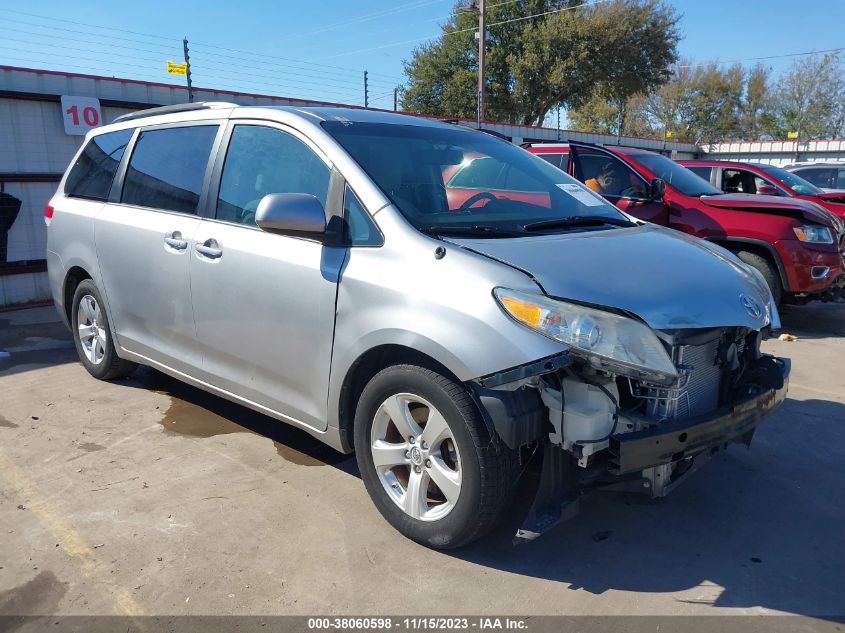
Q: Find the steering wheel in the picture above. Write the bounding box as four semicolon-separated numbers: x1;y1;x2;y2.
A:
459;191;498;211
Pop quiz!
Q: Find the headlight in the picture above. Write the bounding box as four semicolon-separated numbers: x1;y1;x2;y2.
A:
493;288;678;381
793;225;833;244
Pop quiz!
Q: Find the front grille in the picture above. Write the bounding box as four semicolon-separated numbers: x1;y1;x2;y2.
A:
642;338;722;421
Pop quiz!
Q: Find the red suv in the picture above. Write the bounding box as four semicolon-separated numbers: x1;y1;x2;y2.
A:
680;159;845;219
524;142;845;305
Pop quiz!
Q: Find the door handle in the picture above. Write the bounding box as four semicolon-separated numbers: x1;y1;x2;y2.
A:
164;231;188;250
195;238;222;259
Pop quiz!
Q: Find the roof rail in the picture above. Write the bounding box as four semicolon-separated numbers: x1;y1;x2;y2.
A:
113;101;237;123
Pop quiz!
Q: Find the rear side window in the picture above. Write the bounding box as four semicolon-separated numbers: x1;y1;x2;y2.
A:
122;125;218;214
536;153;569;170
686;165;712;182
64;129;133;201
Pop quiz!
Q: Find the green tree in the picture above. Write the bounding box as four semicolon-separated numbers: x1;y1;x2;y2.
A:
401;0;679;125
767;52;845;139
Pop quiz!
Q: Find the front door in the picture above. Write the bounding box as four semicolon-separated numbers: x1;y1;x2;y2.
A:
95;123;221;375
189;122;344;431
568;144;669;225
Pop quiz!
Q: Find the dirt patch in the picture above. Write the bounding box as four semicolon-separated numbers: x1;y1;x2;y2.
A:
129;368;347;467
0;570;67;615
0;416;18;428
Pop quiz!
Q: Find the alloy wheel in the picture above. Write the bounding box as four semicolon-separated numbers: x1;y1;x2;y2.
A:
76;294;106;365
370;393;462;521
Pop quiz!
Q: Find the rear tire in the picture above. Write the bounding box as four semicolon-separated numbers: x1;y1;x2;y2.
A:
71;279;137;380
735;250;783;306
354;364;517;549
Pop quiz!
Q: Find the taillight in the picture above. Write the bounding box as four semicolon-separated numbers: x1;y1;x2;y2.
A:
44;203;54;226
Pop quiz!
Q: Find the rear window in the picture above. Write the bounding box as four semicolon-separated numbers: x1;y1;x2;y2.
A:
121;125;218;214
64;129;133;201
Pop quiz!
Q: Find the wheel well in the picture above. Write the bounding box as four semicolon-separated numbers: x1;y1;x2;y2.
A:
710;239;787;290
337;344;462;452
63;266;92;323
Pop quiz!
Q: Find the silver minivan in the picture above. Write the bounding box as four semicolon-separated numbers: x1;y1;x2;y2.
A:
47;103;790;548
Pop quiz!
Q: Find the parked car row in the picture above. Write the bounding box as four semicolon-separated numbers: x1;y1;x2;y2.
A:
524;143;845;306
48;104;790;549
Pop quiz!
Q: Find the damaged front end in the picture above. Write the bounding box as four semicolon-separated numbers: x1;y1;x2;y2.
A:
471;322;790;544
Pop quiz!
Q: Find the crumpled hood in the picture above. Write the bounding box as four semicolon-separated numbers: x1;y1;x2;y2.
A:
448;224;776;330
700;193;843;229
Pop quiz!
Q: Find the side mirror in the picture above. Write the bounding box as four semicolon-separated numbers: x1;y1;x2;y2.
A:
755;184;779;196
649;178;666;200
255;193;327;237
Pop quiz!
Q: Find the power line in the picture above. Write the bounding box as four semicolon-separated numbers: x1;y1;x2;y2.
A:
287;0;449;40
0;7;402;83
0;37;166;64
0;7;178;42
189;41;403;82
0;46;162;73
678;47;845;68
186;47;399;88
324;0;608;58
1;26;179;57
0;17;179;51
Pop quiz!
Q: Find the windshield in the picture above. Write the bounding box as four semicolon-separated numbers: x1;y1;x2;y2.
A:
634;152;722;196
759;165;823;195
322;121;629;235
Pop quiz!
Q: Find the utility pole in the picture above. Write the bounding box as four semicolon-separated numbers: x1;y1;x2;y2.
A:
393;88;398;111
556;107;561;141
364;71;369;108
183;37;194;103
477;0;486;125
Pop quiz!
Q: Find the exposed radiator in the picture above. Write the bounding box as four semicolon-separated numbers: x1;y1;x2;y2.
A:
642;338;722;421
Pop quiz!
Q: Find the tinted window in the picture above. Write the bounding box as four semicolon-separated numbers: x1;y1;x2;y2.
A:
686;165;712;182
578;151;649;199
794;167;835;189
837;169;845;189
217;125;330;226
65;129;133;201
634;152;721;196
122;125;218;214
536;153;568;170
344;185;381;246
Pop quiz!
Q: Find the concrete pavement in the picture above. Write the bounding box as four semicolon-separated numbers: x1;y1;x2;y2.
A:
0;303;843;617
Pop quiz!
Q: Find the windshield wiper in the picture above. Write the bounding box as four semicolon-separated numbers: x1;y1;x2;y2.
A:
522;215;637;232
418;225;527;238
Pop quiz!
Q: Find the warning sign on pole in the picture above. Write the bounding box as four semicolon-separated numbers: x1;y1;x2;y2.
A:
166;60;188;75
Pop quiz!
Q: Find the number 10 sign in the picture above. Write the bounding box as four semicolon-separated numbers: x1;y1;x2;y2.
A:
61;95;103;136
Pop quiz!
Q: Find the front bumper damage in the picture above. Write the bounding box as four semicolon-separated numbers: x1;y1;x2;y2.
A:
474;354;790;544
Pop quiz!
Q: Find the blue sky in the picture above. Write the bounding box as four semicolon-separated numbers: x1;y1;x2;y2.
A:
1;1;844;113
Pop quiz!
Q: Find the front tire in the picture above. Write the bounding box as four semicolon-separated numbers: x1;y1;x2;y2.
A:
354;364;516;549
735;250;783;306
71;279;137;380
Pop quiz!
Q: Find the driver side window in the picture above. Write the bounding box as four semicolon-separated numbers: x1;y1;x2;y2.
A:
217;125;330;226
577;151;648;199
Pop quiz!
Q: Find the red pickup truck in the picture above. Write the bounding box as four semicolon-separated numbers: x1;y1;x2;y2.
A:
522;142;845;305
